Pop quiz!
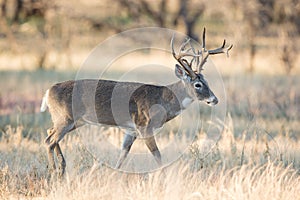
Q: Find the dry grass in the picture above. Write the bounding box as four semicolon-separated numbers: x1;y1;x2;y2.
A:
1;0;300;198
0;118;300;200
0;65;300;199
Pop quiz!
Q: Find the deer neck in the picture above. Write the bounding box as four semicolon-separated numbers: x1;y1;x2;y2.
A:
169;80;194;107
164;80;194;120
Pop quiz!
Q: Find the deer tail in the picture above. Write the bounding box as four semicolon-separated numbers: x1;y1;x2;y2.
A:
40;89;49;112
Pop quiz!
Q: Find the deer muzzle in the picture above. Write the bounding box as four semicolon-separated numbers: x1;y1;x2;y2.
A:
205;95;218;106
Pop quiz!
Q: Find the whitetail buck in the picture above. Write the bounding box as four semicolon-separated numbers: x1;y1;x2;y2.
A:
40;28;232;176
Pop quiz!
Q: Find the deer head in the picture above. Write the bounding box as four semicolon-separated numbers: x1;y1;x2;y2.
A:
171;28;233;105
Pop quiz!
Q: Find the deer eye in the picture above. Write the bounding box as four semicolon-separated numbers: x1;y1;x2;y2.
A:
194;82;203;89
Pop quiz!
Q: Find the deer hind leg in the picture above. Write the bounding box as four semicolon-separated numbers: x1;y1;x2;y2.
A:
145;136;162;166
46;128;56;175
54;144;66;178
45;120;76;177
115;131;136;169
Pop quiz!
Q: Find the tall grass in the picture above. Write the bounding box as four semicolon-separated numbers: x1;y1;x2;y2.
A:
0;70;300;199
0;118;300;199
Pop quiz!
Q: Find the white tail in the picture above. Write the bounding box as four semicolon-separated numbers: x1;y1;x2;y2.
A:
40;89;49;112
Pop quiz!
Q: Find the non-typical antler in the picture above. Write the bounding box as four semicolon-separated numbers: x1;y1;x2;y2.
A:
171;27;233;76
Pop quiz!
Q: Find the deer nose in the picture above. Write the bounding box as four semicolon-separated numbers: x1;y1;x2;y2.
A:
206;96;218;106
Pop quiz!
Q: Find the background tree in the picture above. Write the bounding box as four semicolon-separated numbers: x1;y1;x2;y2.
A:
0;0;299;72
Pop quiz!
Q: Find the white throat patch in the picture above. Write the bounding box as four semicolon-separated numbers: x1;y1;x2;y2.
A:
181;97;193;108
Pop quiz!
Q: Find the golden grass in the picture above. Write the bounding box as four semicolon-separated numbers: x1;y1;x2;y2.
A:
0;26;299;199
1;116;300;199
1;1;300;199
0;65;299;199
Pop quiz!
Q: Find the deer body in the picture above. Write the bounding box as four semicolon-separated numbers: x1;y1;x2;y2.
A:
41;28;232;176
44;79;196;132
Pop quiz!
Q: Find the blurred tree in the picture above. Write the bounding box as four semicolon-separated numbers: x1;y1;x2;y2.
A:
0;0;72;70
0;0;49;69
1;0;48;23
173;0;205;41
273;0;298;74
108;0;205;41
227;0;299;74
1;0;299;71
235;1;266;73
0;0;18;52
1;0;6;17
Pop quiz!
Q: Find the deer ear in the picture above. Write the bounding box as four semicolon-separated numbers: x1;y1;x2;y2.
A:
175;64;188;80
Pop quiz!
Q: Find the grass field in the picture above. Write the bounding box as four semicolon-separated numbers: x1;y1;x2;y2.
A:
0;68;300;199
1;1;300;196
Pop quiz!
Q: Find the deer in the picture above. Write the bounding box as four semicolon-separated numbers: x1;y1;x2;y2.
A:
40;28;232;177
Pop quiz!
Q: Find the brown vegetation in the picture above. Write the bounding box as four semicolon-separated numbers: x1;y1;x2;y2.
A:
0;0;300;199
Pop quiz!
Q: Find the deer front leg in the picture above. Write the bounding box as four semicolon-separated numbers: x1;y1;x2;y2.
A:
115;132;136;169
145;136;162;166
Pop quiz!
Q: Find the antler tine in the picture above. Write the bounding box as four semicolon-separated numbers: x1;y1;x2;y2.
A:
180;37;191;51
208;39;233;57
202;27;233;57
171;33;197;79
180;59;197;80
189;39;197;54
171;35;201;59
196;28;208;73
202;27;206;50
172;29;233;76
196;28;233;72
197;52;209;73
196;49;200;67
171;33;177;58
